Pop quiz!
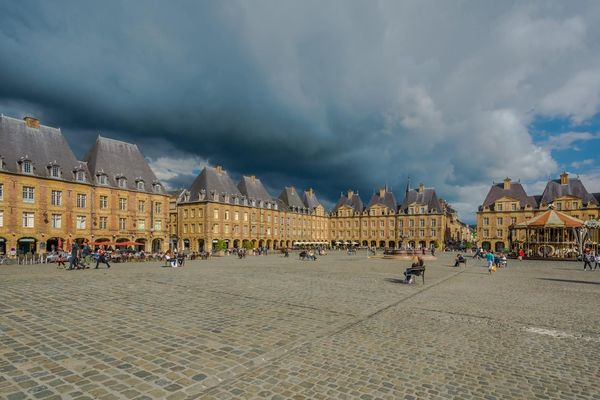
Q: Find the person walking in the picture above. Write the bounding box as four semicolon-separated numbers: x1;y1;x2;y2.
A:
81;241;91;268
595;252;600;270
583;249;594;271
57;253;66;268
518;248;525;261
486;250;495;275
95;246;111;269
68;243;79;270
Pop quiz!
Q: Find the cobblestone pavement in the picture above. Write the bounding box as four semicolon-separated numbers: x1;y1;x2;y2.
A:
1;252;599;399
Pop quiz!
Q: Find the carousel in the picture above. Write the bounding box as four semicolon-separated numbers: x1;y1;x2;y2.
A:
512;209;584;259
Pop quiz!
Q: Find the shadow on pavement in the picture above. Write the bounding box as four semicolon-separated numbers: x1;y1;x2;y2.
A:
384;277;406;284
538;278;600;285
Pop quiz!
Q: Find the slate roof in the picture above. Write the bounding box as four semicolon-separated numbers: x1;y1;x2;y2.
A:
480;181;537;210
0;115;90;181
238;175;273;202
366;188;397;210
332;191;364;214
188;166;241;202
278;187;306;210
400;187;443;213
83;136;161;193
540;178;595;206
302;189;322;210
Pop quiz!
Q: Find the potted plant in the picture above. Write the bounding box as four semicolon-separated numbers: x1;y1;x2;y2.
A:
214;239;227;256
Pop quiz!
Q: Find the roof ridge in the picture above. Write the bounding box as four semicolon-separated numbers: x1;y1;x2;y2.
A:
97;135;139;148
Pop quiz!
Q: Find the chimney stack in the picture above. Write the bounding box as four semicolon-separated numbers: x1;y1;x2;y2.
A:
215;165;223;173
379;187;386;198
347;190;354;198
418;183;425;193
503;177;511;190
23;116;40;129
560;172;569;185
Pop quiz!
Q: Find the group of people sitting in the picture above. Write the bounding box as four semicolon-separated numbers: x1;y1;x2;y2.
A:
164;250;185;268
299;250;318;260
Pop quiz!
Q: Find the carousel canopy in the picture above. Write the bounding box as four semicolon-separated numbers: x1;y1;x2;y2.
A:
515;209;583;228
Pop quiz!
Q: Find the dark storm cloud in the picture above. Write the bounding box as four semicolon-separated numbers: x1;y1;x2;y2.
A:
1;1;599;221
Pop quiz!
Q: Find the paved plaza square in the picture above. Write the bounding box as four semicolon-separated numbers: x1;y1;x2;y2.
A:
1;252;599;399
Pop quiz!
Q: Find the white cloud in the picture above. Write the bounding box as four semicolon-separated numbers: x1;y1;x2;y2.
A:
147;155;209;189
540;131;600;151
571;159;595;169
540;68;600;123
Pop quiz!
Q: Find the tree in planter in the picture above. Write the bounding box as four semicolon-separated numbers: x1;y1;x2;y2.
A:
215;240;228;252
243;241;254;251
431;240;440;249
465;241;473;250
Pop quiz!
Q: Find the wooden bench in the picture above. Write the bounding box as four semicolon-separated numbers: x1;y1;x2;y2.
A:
407;265;426;284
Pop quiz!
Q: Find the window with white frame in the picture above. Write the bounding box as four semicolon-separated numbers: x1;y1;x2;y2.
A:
98;174;108;185
50;165;61;178
75;171;85;182
76;194;87;208
22;160;32;174
137;180;145;191
22;212;34;227
119;198;127;210
51;190;62;206
23;186;34;203
51;214;61;228
137;219;145;230
154;202;162;214
138;200;145;213
0;183;3;200
76;216;86;229
99;195;108;209
0;210;3;227
119;218;126;231
99;216;108;229
154;220;162;231
118;178;127;188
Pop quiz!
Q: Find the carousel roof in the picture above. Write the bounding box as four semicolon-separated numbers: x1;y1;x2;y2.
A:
515;209;583;228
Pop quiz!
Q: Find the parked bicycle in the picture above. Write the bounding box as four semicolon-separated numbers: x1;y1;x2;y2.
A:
0;256;15;265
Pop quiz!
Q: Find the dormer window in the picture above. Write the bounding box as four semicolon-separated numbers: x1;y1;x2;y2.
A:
97;174;108;185
50;164;61;178
234;196;239;205
251;199;256;207
75;171;86;182
212;191;218;201
267;202;271;209
152;183;162;193
136;180;145;191
117;177;127;188
21;159;33;174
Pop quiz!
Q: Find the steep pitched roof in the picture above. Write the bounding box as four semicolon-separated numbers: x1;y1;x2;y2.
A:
401;187;443;213
278;186;306;209
480;181;536;210
188;166;241;201
237;175;272;202
332;191;364;214
302;189;322;209
83;136;160;192
366;188;397;210
540;178;595;206
0;115;89;181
